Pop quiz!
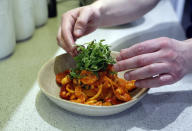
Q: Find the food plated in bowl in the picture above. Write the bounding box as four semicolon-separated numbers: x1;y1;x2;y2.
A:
56;65;136;106
38;40;149;116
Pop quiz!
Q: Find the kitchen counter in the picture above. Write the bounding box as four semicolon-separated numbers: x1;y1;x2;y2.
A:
0;0;191;131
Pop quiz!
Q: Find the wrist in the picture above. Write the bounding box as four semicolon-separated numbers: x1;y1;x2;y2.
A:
183;39;192;73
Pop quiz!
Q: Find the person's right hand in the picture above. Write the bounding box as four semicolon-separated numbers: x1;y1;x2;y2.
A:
57;4;102;56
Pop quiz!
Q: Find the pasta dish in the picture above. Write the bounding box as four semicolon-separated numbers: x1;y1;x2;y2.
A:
56;40;136;106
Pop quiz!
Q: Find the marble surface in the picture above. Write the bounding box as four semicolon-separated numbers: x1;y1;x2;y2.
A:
0;0;191;131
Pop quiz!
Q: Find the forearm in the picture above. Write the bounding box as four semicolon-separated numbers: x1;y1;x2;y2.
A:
92;0;160;26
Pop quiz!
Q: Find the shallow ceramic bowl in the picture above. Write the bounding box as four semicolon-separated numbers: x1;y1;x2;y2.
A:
38;51;149;116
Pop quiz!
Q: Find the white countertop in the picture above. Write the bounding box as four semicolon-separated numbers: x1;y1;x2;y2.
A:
2;0;192;131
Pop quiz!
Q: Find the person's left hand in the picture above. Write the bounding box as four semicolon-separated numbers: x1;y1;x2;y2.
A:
113;37;191;88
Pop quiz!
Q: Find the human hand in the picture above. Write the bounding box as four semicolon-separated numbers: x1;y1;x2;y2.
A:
114;37;192;88
57;4;102;56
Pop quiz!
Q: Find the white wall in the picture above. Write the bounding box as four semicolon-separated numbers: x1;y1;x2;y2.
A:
170;0;185;22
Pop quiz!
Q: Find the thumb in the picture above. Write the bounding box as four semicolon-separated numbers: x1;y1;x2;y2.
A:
74;28;84;38
73;8;93;38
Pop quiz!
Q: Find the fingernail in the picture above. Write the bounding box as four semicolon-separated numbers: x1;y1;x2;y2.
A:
135;81;139;87
72;49;78;56
75;29;82;36
113;64;119;71
160;75;173;82
75;50;78;56
124;73;129;80
68;52;73;56
116;56;121;61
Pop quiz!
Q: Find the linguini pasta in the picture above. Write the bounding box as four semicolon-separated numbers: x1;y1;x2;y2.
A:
56;65;135;106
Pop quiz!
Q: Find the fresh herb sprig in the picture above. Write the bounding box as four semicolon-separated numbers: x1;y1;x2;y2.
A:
70;40;116;79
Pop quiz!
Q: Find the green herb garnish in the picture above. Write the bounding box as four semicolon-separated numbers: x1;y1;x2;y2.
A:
109;71;117;75
70;40;115;79
69;68;80;79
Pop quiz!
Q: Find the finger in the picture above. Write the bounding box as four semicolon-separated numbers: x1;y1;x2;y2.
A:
73;7;93;38
116;38;164;61
57;26;74;56
61;11;78;54
114;51;161;72
83;26;97;36
56;26;62;47
124;63;171;80
135;74;175;88
73;49;78;56
61;18;76;52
